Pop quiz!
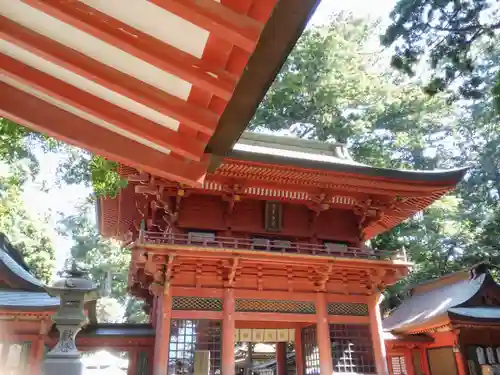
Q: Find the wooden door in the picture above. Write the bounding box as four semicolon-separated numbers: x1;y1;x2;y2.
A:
427;347;458;375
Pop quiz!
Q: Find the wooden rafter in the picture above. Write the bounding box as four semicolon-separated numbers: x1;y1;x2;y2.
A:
0;16;220;136
0;54;205;161
21;0;237;99
149;0;264;52
0;82;208;185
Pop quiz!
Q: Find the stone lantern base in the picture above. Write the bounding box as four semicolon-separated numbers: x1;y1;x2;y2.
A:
43;355;84;375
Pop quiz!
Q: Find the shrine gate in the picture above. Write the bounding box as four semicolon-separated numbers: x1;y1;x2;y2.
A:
99;132;466;375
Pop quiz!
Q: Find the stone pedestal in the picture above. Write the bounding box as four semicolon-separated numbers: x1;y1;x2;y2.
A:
43;324;84;375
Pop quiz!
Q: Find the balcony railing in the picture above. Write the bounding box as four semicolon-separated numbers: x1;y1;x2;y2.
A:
139;231;408;262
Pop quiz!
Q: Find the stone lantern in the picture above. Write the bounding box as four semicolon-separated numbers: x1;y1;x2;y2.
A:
42;263;99;375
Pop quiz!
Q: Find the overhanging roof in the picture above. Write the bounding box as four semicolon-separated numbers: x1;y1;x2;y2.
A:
0;235;45;292
383;268;500;333
98;132;466;239
0;290;59;310
0;0;320;185
0;233;60;311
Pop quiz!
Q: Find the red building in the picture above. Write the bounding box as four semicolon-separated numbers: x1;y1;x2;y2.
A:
384;264;500;375
0;2;470;374
98;132;466;375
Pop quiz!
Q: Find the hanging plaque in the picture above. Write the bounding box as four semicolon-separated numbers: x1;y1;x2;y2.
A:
264;201;282;232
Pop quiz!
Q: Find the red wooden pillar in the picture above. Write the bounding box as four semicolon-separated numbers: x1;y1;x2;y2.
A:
31;337;46;375
294;328;304;375
154;285;172;375
315;293;333;375
404;349;415;375
222;288;235;375
421;348;430;375
276;342;287;375
128;349;138;375
369;293;389;375
454;330;467;375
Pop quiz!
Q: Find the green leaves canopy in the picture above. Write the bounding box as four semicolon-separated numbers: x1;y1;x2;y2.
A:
381;0;500;106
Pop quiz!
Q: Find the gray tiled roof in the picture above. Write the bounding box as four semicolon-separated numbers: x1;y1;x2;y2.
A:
0;247;44;291
0;290;59;310
448;307;500;320
383;273;486;332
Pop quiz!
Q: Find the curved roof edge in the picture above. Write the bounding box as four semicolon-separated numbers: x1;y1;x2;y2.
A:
227;148;468;185
382;272;487;332
0;234;45;292
0;290;59;310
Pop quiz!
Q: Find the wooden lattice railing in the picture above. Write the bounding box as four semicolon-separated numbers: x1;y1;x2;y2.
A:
138;231;408;262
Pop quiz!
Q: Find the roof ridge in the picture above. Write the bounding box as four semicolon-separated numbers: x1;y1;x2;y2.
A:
411;270;469;294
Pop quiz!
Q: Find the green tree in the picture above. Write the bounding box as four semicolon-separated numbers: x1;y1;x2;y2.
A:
58;200;147;323
381;0;500;106
251;14;482;297
0;117;126;198
0;165;55;283
251;14;454;171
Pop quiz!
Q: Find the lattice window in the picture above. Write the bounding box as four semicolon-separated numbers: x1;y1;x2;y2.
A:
172;297;223;311
168;320;221;375
327;302;369;316
302;326;319;375
330;324;376;374
235;299;315;314
390;356;407;375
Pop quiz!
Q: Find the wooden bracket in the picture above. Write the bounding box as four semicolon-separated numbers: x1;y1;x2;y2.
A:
315;263;334;291
227;257;239;287
165;254;176;282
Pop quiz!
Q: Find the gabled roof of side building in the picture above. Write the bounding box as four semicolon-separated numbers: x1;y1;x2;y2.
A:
383;265;500;334
0;233;59;310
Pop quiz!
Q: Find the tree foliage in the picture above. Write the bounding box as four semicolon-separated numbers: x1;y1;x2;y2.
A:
2;11;500;316
252;14;500;303
0;164;55;283
381;0;500;105
57;201;147;323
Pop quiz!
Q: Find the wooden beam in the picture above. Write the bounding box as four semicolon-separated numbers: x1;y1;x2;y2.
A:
0;16;220;136
206;0;321;158
0;54;205;161
21;0;237;99
149;0;263;53
234;312;316;323
0;82;208;186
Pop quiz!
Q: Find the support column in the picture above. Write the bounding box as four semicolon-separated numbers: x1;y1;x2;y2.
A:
403;349;415;375
222;288;235;375
315;293;333;375
368;293;389;375
276;342;287;375
294;328;304;375
128;349;138;375
153;285;172;375
31;337;46;375
454;330;468;375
